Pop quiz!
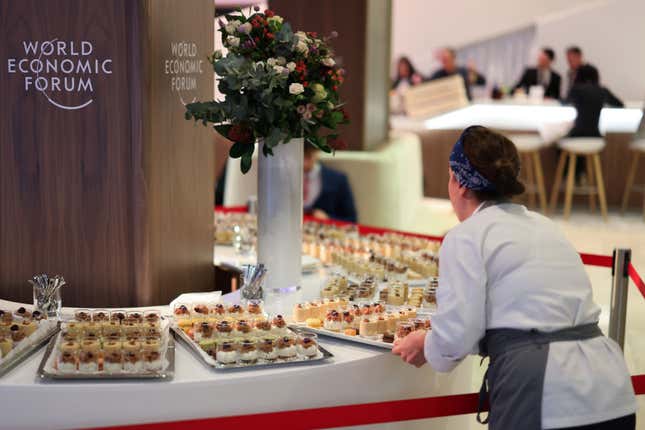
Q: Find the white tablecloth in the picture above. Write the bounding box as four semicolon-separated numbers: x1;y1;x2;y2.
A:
0;264;474;430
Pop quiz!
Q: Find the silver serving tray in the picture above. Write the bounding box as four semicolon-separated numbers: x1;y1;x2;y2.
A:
289;323;394;350
172;325;333;371
0;321;60;377
37;330;175;381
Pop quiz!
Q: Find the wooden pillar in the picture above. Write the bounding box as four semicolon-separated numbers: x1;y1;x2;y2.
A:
0;0;215;307
270;0;391;151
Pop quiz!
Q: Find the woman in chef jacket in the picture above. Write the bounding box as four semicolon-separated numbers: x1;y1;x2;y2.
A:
393;126;637;430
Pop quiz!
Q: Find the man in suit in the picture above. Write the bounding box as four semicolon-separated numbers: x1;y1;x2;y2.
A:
303;143;357;223
565;46;599;98
429;47;486;100
514;47;561;99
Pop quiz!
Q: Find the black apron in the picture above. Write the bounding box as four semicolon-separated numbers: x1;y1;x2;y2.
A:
477;322;603;429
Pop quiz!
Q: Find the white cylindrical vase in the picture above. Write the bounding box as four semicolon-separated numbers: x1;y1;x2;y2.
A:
257;138;303;314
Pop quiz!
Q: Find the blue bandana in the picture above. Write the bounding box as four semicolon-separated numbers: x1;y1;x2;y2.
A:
449;132;496;192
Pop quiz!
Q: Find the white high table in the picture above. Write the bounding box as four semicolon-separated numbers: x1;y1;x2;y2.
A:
0;254;474;430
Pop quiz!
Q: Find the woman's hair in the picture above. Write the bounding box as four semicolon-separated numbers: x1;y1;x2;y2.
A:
393;57;418;89
460;125;525;201
574;64;599;85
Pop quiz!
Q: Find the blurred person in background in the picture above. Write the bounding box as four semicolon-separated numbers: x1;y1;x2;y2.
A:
565;64;624;183
303;142;357;223
429;47;486;100
565;46;599;97
514;47;561;99
391;56;424;92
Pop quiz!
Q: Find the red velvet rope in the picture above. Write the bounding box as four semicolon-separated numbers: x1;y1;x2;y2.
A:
93;376;645;430
629;263;645;300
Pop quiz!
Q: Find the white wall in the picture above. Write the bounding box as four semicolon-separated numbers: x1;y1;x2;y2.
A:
392;0;645;101
392;0;590;77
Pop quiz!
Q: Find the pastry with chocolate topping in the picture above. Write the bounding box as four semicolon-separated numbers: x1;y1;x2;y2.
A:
253;319;272;335
110;310;127;323
239;339;258;363
271;315;288;335
92;310;109;323
234;320;252;337
58;351;77;373
257;338;278;361
216;341;238;364
216;320;233;338
246;301;263;316
297;335;319;357
0;310;12;323
10;324;25;342
211;303;226;317
227;304;244;317
31;310;46;321
276;336;297;359
74;310;91;322
173;305;190;319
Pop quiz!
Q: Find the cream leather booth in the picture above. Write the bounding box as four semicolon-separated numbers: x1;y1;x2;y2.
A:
223;132;457;236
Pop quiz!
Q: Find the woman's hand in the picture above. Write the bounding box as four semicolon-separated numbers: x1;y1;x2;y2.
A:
392;330;427;368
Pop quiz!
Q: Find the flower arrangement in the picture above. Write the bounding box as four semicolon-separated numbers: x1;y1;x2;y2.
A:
184;7;349;173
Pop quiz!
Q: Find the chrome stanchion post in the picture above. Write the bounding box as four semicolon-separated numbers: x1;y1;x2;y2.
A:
608;248;631;350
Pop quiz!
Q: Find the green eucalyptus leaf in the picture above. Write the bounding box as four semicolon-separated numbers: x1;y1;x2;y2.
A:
241;152;253;174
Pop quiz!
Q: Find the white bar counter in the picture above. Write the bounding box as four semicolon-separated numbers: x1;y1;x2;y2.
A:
391;99;643;135
0;256;474;430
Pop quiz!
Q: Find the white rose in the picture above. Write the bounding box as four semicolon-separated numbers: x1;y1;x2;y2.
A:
267;16;283;25
295;31;308;42
226;36;240;47
286;62;296;72
254;61;265;69
322;57;336;67
295;40;308;55
267;58;278;66
224;19;240;34
289;83;305;95
276;56;286;66
273;65;286;74
238;22;253;34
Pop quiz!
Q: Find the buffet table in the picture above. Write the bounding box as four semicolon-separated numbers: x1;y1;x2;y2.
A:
392;100;645;208
0;256;474;430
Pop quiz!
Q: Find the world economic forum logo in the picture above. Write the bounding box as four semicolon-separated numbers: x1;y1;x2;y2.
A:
6;39;113;110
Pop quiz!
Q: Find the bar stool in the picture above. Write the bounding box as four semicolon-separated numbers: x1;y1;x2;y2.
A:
549;137;608;221
620;138;645;219
507;134;548;213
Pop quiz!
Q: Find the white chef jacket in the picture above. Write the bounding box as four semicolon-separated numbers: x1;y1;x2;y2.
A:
425;202;637;428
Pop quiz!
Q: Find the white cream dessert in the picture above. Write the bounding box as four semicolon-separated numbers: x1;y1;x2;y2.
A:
123;340;143;372
297;336;318;357
271;315;288;336
78;351;99;372
257;339;278;361
217;342;238;364
323;310;342;331
58;351;77;373
276;336;297;358
239;340;257;364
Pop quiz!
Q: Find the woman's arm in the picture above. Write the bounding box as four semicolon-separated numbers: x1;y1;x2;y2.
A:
424;231;487;372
